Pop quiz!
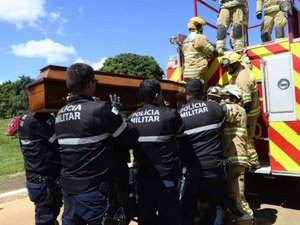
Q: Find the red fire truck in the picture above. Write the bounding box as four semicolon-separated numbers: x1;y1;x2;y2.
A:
167;0;300;177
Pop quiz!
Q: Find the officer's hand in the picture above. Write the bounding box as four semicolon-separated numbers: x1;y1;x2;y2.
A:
109;94;123;114
256;12;262;20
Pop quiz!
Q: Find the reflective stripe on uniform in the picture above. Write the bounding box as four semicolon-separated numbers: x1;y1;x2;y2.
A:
248;107;260;117
112;119;127;138
243;92;252;103
228;156;248;166
20;138;43;145
58;133;110;145
138;135;173;142
223;127;247;137
184;52;202;58
184;122;222;135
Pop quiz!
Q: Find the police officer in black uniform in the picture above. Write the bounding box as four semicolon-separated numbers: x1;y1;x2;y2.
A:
130;78;192;225
178;79;228;225
18;84;62;225
55;63;139;225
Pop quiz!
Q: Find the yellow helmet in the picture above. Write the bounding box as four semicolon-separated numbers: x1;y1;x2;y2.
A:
188;16;206;32
222;51;241;66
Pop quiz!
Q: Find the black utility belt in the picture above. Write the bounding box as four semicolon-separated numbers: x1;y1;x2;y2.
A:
30;175;59;184
61;176;110;195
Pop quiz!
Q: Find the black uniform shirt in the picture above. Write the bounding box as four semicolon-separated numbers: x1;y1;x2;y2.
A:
18;111;61;181
178;98;226;169
130;103;187;180
55;95;138;193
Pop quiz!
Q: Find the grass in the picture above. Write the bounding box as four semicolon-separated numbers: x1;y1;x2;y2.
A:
0;118;24;177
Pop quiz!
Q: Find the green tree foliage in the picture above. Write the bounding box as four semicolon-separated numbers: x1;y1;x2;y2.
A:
100;53;164;79
0;75;33;118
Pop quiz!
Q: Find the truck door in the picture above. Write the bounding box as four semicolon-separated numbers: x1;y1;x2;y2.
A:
261;52;300;176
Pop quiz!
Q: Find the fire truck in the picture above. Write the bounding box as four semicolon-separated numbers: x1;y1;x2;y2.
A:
167;0;300;177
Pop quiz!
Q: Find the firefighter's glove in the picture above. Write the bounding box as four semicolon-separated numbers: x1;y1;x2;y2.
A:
256;12;262;20
110;94;123;115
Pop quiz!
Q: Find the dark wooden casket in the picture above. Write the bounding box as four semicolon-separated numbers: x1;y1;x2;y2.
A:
27;65;186;113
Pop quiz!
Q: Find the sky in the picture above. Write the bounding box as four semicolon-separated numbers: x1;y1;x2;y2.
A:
0;0;299;83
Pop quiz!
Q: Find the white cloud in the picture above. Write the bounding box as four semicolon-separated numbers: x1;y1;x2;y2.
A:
11;39;76;64
48;11;68;35
75;57;108;70
0;0;46;29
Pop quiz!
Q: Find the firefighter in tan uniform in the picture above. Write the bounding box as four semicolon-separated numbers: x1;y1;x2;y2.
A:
216;0;248;54
256;0;287;42
220;85;254;225
222;51;261;169
182;16;219;84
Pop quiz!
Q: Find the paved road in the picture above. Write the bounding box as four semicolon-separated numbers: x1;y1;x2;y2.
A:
0;174;300;225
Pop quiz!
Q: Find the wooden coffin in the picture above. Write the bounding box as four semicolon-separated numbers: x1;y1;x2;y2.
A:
27;65;186;113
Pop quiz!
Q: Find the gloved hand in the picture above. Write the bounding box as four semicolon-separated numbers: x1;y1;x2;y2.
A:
109;94;123;114
256;12;262;20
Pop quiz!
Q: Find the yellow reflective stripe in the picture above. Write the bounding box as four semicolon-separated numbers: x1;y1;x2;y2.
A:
248;107;260;117
228;156;248;166
243;93;251;102
269;140;300;172
271;122;300;150
184;52;201;57
223;127;247;136
184;68;202;75
203;44;213;55
169;67;181;82
226;105;235;123
252;86;258;93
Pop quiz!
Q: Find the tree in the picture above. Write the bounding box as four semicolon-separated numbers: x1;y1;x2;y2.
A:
100;53;164;79
0;75;33;118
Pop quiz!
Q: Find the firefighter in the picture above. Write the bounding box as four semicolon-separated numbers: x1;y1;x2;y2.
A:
178;79;228;225
55;63;139;225
207;85;222;102
220;85;254;225
18;83;62;225
256;0;288;42
129;78;192;225
216;0;248;54
222;51;261;170
182;16;219;85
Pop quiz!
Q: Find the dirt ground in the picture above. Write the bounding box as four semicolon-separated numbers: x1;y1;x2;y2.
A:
0;172;26;194
1;173;300;225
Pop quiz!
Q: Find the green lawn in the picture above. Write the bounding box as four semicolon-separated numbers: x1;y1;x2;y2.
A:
0;118;24;177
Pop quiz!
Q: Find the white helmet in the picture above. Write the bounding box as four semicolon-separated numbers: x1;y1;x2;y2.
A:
220;85;243;101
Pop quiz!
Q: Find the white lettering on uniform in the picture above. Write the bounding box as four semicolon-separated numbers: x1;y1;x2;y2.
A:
131;109;160;124
180;102;208;118
56;104;82;123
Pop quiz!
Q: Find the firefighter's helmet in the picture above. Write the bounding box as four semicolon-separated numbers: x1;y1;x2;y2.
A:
220;85;243;101
207;86;221;98
188;16;206;32
222;51;241;66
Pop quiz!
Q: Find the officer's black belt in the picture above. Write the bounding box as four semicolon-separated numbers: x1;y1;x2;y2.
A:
61;176;110;195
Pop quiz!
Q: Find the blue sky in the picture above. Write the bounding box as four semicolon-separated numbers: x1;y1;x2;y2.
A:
0;0;299;82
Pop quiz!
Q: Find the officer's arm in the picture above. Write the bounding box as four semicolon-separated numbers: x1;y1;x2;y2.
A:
101;104;139;148
174;112;194;168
